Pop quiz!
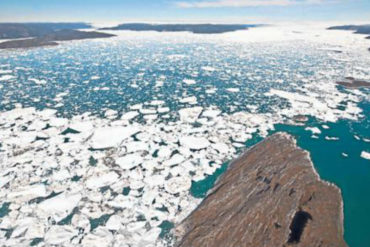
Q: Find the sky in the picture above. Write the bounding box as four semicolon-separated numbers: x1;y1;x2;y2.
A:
0;0;369;24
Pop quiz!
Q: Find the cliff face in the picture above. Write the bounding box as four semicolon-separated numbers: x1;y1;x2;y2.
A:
175;132;347;247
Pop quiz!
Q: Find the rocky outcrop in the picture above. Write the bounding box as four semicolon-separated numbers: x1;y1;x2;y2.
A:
337;77;370;88
175;132;347;247
0;29;115;49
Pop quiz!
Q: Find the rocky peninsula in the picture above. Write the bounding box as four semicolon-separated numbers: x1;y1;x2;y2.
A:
0;23;115;49
337;77;370;88
175;132;347;247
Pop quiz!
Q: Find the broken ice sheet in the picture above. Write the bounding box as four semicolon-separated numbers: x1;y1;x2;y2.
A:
0;28;369;247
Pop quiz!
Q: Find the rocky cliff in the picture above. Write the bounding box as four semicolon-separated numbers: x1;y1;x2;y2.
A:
175;132;347;247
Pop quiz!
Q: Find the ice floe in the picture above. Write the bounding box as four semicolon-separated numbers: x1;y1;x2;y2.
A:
361;151;370;160
38;192;82;222
180;136;210;150
90;127;140;149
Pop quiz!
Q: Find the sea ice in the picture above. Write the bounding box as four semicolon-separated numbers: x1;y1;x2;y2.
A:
7;184;47;202
86;172;119;189
116;154;144;169
305;127;322;135
178;107;203;122
45;225;78;245
183;79;196;85
29;78;47;85
180;136;210;150
90;127;139;149
121;111;139;121
164;176;192;194
38;192;82;222
361;151;370;160
0;75;15;81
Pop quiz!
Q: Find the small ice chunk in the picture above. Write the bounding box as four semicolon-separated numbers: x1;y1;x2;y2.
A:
179;96;197;104
211;143;230;154
180;136;210;150
165;176;191;194
202;109;221;118
155;80;164;87
116;154;144;169
104;109;118;118
121;111;139;121
125;141;148;153
38;192;82;222
157;147;172;158
105;215;121;231
226;88;240;93
90;127;139;149
69;121;94;133
29;78;47;85
140;108;157;115
149;100;165;106
305;127;321;135
325;136;339;141
163;153;185;167
8;184;47;202
45;225;78;245
361;151;370;160
179;107;203;122
86;172;119;190
81;227;113;247
0;75;15;81
0;69;12;74
158;107;170;113
183;79;196;85
141;227;162;245
201;66;216;72
205;88;217;94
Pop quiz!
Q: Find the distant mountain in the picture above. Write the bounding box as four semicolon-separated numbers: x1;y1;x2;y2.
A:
0;29;115;49
101;23;260;34
0;22;92;39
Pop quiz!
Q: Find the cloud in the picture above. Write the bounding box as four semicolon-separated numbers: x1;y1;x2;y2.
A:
176;0;332;8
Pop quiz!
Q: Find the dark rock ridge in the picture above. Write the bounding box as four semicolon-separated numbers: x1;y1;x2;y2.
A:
328;25;370;35
175;132;347;247
0;22;92;39
337;77;370;88
0;29;115;49
101;23;260;34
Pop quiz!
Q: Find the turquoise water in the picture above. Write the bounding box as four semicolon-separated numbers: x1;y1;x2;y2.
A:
197;115;369;247
274;105;370;247
191;103;369;246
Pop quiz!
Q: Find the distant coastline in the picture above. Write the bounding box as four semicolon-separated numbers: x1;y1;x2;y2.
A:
0;23;115;49
101;23;261;34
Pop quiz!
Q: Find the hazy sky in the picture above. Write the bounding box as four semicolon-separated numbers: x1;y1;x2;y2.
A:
0;0;369;24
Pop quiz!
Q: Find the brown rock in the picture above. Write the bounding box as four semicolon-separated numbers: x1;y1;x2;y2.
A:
337;77;370;88
175;132;347;247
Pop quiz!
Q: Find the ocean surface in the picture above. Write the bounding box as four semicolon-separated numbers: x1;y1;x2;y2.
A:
0;27;369;246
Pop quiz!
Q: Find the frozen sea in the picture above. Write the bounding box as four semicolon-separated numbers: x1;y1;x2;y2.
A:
0;25;369;246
